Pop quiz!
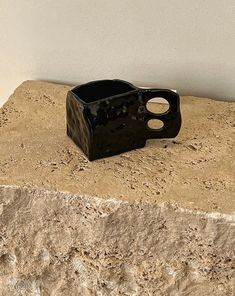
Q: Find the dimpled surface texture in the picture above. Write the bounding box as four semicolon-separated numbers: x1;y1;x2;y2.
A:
66;92;91;157
0;81;234;295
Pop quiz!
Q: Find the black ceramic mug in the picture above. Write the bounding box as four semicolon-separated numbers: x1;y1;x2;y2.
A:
66;79;181;160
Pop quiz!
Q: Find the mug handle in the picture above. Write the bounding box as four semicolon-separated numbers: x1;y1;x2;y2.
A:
141;88;182;139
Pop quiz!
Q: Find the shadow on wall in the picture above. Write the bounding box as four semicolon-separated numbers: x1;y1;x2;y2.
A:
37;58;233;103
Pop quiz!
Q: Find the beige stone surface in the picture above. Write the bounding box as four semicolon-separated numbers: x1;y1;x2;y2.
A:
0;80;234;213
0;81;234;295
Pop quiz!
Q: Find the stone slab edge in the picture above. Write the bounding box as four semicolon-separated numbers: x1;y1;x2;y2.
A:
0;184;234;295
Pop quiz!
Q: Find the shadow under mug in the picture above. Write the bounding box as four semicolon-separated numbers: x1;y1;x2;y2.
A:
66;79;182;160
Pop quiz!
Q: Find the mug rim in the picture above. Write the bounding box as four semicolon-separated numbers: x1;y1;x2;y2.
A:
70;79;138;105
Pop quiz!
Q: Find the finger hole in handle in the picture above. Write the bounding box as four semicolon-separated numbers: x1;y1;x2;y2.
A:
146;97;170;114
147;119;164;130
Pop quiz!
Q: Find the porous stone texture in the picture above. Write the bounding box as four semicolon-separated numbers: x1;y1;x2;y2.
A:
0;81;234;295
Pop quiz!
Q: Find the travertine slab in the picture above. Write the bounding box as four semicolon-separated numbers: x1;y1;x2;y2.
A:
0;81;234;295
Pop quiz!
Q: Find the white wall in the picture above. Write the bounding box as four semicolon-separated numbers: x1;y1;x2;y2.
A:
1;0;235;106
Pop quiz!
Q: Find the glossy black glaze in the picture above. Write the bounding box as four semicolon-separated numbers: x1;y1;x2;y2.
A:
66;79;181;160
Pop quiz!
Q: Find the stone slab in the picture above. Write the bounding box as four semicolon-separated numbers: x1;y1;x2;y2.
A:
0;81;234;295
0;80;234;213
